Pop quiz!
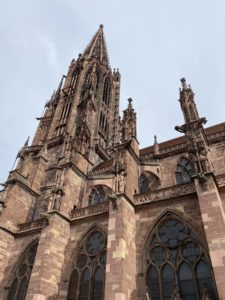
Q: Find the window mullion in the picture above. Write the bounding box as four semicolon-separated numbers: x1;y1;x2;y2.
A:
159;266;163;300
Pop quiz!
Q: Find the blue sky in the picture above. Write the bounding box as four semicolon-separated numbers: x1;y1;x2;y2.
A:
0;0;225;182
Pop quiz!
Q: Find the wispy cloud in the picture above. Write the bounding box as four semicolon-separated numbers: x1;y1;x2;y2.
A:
37;35;58;68
10;32;29;49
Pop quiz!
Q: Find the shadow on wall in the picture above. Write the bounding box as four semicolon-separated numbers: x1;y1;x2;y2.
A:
130;289;138;300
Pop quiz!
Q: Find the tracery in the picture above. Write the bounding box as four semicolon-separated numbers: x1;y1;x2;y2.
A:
145;214;217;300
7;242;38;300
67;229;107;300
88;185;107;206
175;157;192;184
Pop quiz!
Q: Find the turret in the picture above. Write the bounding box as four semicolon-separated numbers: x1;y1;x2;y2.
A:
121;98;137;142
175;78;213;183
179;77;199;123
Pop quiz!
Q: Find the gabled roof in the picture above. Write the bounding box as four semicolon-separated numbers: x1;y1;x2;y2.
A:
140;122;225;156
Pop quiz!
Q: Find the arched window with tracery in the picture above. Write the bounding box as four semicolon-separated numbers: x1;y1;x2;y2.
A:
175;157;192;184
7;241;38;300
139;172;160;193
67;229;107;300
88;185;107;206
144;213;217;300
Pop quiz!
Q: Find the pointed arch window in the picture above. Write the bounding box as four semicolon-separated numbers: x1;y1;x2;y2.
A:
102;77;110;107
140;174;149;193
88;185;107;206
145;215;217;299
7;242;38;300
139;172;160;193
175;157;192;184
67;230;107;300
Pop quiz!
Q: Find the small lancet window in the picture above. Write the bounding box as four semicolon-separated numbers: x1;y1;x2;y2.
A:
67;230;107;300
7;242;38;300
144;215;217;300
102;77;110;107
175;157;192;184
88;185;106;206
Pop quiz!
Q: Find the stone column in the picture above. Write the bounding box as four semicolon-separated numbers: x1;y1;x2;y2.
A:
104;195;136;300
195;176;225;299
26;213;70;300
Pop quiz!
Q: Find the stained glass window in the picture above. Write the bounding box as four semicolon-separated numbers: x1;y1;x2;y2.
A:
67;230;106;300
88;186;106;206
140;174;149;193
139;173;160;193
175;158;192;184
7;242;38;300
145;214;217;300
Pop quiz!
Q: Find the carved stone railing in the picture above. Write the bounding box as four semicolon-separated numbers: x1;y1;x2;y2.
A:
71;201;110;219
88;166;112;177
135;182;195;204
17;218;49;232
216;174;225;188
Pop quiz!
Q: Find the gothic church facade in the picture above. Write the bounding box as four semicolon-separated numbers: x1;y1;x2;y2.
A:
1;25;225;300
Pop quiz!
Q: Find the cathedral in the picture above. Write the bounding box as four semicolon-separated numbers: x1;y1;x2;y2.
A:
1;25;225;300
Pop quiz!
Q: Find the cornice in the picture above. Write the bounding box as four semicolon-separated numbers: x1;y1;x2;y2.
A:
6;171;40;197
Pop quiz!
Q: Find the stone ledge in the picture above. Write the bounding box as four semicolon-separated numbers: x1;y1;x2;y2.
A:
134;182;195;205
71;201;110;220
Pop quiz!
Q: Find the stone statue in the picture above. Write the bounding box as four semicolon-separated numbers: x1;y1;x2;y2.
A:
53;191;62;210
118;171;126;193
48;195;54;211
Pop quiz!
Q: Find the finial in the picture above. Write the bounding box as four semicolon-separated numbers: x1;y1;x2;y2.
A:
100;24;104;28
180;77;187;89
127;98;133;109
24;136;30;147
154;135;159;155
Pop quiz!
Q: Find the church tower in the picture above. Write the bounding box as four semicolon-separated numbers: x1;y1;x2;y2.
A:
1;26;225;300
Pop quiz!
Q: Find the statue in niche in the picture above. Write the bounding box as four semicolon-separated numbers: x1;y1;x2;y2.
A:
118;170;126;193
47;194;54;211
47;170;65;211
81;67;98;101
53;190;63;210
88;70;97;97
64;134;73;159
0;202;3;215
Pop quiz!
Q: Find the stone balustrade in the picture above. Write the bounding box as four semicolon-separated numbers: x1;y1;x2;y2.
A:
17;218;49;232
71;201;110;219
135;182;195;204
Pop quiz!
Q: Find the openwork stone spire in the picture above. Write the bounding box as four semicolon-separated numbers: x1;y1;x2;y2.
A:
121;98;137;142
82;24;110;67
